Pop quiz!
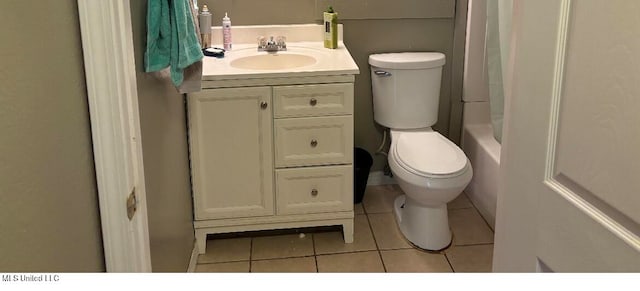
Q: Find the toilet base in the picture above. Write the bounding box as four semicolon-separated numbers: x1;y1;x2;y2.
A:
393;195;452;251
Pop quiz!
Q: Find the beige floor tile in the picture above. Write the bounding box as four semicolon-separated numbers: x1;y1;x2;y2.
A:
252;233;314;260
251;257;317;273
314;215;376;255
448;192;473;210
317;251;385;272
362;185;403;214
381;249;453;272
198;237;251;264
449;208;494;246
195;261;250;273
354;203;365;214
445;244;494;272
368;213;412;250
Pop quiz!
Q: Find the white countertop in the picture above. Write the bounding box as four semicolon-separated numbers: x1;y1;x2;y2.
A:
201;41;360;81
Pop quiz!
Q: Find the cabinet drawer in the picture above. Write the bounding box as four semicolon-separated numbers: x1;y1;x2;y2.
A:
273;83;353;118
274;116;353;168
276;165;353;215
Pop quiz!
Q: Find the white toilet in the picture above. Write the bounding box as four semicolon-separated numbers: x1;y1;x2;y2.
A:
369;52;473;250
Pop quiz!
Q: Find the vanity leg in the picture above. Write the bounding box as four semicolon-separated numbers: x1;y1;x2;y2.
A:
342;219;354;243
195;230;207;254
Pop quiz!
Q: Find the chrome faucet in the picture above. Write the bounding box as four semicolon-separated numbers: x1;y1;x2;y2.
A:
258;36;287;52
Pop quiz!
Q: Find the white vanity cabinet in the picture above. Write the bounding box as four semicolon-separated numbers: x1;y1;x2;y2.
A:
188;80;355;254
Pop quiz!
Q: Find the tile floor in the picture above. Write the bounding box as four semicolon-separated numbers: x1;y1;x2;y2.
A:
195;184;495;273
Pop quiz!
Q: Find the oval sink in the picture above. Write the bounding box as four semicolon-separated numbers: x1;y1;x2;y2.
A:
230;53;317;70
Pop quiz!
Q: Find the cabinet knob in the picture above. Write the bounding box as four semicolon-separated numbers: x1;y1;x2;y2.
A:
311;189;319;197
260;101;268;109
309;98;317;106
310;139;318;147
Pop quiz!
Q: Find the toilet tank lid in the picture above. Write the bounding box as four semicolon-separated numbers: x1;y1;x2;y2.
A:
369;52;446;69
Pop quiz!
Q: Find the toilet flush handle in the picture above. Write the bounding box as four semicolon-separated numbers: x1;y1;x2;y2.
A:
374;70;392;77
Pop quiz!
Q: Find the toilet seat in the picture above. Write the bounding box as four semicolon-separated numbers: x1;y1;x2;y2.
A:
392;131;468;179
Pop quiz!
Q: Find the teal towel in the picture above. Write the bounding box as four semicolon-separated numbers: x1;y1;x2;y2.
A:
145;0;203;87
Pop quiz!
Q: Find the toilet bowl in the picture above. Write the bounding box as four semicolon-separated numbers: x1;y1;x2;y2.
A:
369;52;473;250
388;129;472;250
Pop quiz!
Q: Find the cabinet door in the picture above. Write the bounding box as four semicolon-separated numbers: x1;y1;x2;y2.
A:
189;87;274;220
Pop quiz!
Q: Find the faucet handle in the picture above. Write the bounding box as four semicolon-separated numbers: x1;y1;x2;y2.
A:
257;36;266;47
276;36;287;47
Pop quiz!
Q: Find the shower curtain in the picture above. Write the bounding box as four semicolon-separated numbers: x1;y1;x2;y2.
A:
485;0;512;143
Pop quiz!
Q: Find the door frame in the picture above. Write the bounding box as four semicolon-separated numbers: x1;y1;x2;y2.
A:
77;0;152;272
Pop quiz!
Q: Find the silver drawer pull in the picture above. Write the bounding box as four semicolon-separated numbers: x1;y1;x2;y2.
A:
310;139;318;147
311;189;319;197
309;98;317;106
260;101;268;109
374;70;392;77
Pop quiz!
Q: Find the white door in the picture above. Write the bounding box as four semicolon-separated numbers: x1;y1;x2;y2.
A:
78;0;152;272
493;0;640;271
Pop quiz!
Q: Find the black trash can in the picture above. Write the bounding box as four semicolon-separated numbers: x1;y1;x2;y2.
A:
354;148;373;204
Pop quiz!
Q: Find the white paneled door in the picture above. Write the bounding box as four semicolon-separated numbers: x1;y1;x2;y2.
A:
78;0;151;271
494;0;640;271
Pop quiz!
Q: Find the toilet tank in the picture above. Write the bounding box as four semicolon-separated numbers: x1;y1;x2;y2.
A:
369;52;446;129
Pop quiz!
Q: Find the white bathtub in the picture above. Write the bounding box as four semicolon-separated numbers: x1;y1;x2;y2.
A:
462;119;500;230
460;0;500;229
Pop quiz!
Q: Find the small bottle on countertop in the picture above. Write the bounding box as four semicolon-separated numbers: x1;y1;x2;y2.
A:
323;6;338;49
222;12;232;50
198;4;212;48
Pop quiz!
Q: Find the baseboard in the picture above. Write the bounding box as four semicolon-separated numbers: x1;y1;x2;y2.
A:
367;171;396;186
187;240;199;273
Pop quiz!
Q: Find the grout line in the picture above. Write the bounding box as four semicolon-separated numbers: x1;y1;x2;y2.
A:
311;233;316;256
196;260;250;266
479;211;496;234
251;254;317;262
378;246;429;252
315;248;382;257
311;233;319;273
462;192;497;233
449;242;495;248
361;202;369;215
364;212;387;272
472;207;496;233
364;211;394;215
197;258;249;265
444;252;456;273
363;213;380;249
248;237;253;273
449;206;496;244
379;250;388;273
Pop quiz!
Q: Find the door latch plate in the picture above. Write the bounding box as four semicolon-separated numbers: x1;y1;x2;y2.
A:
126;188;137;220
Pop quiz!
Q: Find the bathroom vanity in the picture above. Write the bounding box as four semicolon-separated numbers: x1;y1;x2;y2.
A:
187;25;359;254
